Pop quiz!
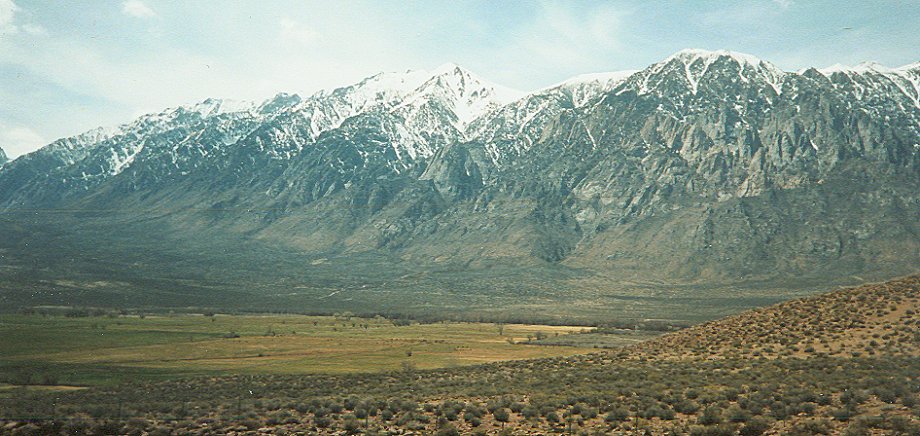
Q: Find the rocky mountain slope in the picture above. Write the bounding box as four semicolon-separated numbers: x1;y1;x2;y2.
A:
0;49;918;316
0;147;7;166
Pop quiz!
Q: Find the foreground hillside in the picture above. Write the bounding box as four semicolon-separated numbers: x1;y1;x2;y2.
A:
2;276;918;435
633;275;920;361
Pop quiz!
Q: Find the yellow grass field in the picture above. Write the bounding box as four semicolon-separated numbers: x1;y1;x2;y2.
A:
0;313;598;387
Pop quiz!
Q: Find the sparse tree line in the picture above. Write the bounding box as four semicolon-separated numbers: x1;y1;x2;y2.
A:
13;305;694;330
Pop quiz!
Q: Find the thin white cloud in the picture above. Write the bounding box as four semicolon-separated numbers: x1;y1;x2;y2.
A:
0;0;20;34
501;2;628;76
0;0;45;40
4;36;242;114
122;0;156;18
697;3;783;30
773;0;793;9
540;2;624;51
21;23;45;35
279;18;319;46
0;122;45;159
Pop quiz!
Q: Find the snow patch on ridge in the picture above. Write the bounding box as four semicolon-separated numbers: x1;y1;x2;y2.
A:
645;48;786;95
819;61;893;76
819;60;920;108
407;63;524;127
110;142;145;176
546;70;638;106
186;98;257;117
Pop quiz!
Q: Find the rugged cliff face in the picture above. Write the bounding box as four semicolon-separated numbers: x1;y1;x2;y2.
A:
0;50;917;315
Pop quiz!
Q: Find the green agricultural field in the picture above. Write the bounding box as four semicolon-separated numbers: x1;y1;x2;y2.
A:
0;313;619;389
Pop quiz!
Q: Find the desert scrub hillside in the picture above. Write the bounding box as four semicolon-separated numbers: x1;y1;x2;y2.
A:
629;275;920;361
3;357;917;434
2;276;919;435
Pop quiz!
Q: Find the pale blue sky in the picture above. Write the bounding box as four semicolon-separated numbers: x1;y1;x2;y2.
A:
1;0;918;158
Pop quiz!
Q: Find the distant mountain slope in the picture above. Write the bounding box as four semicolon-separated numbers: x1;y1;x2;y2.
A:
0;49;918;315
0;146;6;166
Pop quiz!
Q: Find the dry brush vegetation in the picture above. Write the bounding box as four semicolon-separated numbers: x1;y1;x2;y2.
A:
632;275;920;361
1;276;919;435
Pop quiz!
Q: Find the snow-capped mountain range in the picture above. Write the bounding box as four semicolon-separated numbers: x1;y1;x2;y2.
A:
1;49;918;300
6;49;918;187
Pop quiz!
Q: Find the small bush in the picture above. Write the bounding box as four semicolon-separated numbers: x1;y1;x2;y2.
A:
605;407;629;422
698;406;723;426
739;417;771;436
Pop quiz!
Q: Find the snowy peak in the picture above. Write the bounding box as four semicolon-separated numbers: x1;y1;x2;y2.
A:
462;70;638;165
329;68;434;112
426;63;523;105
281;63;521;145
665;48;773;68
119;99;253;139
121;98;261;127
319;63;516;114
899;62;920;73
818;60;918;78
244;64;526;164
548;70;637;106
183;98;257;117
639;48;786;95
819;61;894;76
556;70;637;88
0;146;7;166
815;60;920;108
403;63;524;127
258;93;303;114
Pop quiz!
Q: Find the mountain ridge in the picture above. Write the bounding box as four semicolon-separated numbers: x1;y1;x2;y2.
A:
6;48;919;171
0;48;917;318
